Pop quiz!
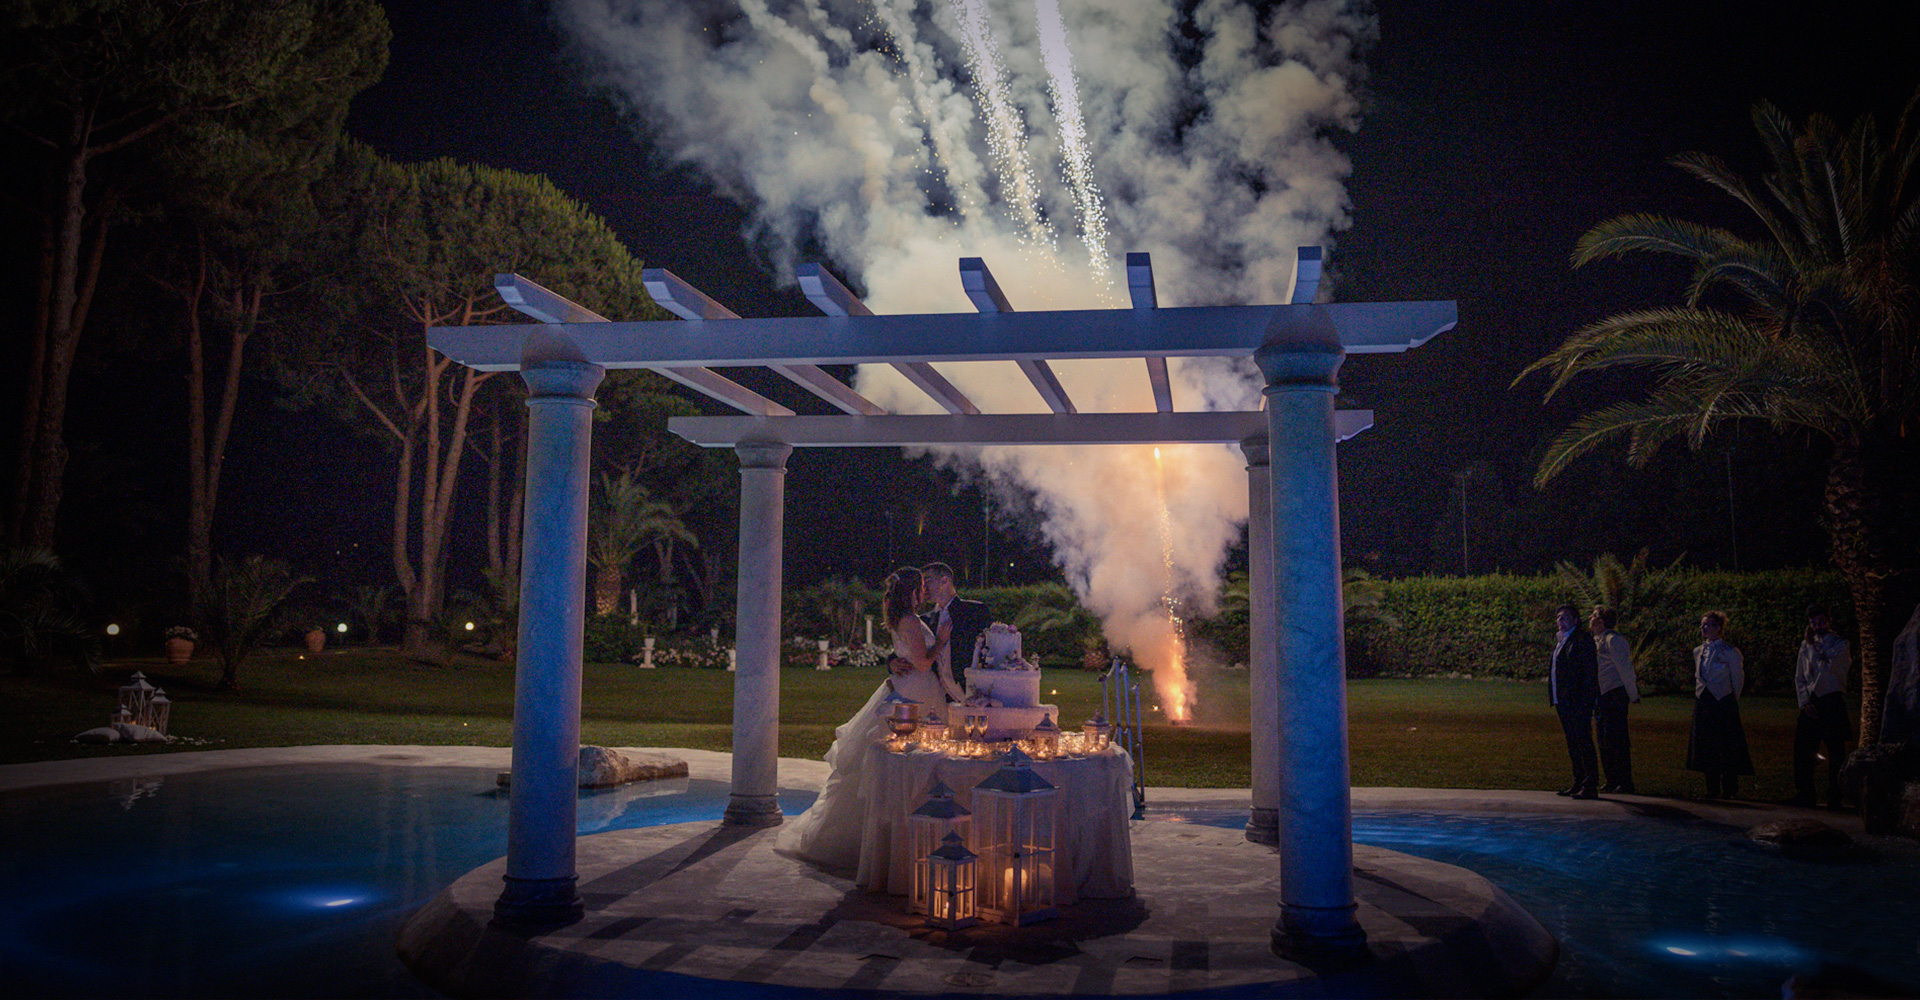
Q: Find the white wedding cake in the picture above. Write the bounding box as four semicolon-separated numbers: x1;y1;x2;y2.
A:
950;623;1059;741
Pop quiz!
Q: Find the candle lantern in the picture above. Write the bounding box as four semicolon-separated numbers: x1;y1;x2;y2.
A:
925;831;979;930
112;706;134;727
148;690;171;736
972;746;1058;925
1081;713;1113;751
118;672;156;726
1032;713;1061;756
907;781;971;914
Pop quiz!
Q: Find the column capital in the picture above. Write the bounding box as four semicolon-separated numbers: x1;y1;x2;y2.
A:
1254;344;1343;390
1240;433;1270;468
735;440;794;470
519;360;606;401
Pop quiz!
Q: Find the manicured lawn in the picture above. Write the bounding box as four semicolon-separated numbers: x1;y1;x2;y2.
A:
2;649;1810;801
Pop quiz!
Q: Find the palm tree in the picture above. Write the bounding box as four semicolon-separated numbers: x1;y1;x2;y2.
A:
587;468;693;616
1554;550;1689;687
206;555;310;691
1517;93;1920;742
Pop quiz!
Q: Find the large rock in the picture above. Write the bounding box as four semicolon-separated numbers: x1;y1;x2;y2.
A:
1747;818;1852;860
496;747;689;789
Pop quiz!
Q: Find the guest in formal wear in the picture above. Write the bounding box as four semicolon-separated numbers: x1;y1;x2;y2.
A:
921;562;992;677
1793;605;1853;809
1590;606;1640;794
1686;610;1753;798
1550;604;1601;799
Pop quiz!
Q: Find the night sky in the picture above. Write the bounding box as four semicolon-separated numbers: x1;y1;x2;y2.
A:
48;1;1920;609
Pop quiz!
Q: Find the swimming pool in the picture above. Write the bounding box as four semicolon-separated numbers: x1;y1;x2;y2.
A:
3;766;1916;998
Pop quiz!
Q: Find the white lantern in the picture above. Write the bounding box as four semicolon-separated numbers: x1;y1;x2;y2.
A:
972;746;1058;925
907;781;971;915
118;672;156;726
1032;713;1061;756
1081;713;1113;751
148;690;171;736
925;831;979;930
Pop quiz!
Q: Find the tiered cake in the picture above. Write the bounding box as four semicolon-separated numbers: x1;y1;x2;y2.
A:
950;624;1059;741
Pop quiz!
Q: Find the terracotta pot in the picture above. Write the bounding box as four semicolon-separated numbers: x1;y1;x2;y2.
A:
165;638;194;665
304;629;326;653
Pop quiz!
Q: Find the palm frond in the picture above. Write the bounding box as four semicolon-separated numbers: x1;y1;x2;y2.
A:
1572;213;1740;268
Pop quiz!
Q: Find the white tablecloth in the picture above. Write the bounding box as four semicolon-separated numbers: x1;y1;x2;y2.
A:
854;744;1135;902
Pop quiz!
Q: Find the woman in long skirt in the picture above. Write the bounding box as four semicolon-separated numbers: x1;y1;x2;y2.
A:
1686;610;1753;798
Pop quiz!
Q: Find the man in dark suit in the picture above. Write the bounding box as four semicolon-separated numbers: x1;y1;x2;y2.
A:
921;562;992;678
1550;604;1602;799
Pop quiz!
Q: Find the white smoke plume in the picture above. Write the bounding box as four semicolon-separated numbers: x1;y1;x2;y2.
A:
558;0;1373;710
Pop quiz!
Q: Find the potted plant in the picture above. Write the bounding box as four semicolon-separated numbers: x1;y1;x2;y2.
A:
303;625;326;653
164;626;198;665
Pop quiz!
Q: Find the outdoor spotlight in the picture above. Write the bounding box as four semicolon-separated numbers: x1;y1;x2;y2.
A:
464;621;475;631
106;623;121;636
336;622;348;633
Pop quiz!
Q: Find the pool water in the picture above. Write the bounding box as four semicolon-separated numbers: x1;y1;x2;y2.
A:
1177;808;1920;998
0;766;814;999
3;767;1917;998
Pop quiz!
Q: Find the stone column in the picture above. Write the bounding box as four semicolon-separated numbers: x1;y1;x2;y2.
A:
725;440;793;827
1255;344;1368;964
1242;434;1279;846
496;360;604;930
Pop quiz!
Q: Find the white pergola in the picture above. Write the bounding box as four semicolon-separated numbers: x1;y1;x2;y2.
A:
428;249;1453;962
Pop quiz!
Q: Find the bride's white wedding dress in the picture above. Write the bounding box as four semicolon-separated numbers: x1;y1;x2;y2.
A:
776;616;963;870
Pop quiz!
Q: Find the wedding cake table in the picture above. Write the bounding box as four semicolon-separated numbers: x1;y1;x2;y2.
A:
854;741;1136;902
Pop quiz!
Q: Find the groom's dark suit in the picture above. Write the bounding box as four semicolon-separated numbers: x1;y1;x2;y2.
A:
924;596;993;674
1551;624;1602;796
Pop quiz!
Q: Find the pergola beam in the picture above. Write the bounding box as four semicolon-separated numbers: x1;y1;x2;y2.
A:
429;300;1456;372
1128;252;1174;413
668;410;1374;448
643;267;882;416
960;257;1076;414
797;263;978;416
496;274;794;418
1290;246;1324;305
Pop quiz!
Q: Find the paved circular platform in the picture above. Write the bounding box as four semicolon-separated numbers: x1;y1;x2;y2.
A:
398;818;1556;998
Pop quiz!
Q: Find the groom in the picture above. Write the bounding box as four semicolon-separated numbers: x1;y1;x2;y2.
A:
921;562;992;678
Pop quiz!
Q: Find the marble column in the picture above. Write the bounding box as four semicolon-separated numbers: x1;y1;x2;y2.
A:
1255;344;1368;964
1242;435;1279;846
725;440;793;827
495;360;604;930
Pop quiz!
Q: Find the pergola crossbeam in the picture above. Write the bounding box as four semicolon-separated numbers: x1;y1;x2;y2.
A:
960;257;1075;414
798;263;976;415
1128;252;1174;413
669;409;1374;447
1290;246;1323;305
642;267;882;416
496;273;794;417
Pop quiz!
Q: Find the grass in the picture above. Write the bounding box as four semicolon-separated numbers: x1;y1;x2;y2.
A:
1;649;1813;802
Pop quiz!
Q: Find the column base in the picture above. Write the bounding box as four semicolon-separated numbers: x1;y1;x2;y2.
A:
493;875;583;933
1245;807;1279;846
1272;903;1370;969
722;793;784;828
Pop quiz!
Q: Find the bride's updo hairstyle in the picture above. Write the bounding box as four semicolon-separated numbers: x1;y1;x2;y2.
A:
882;567;923;629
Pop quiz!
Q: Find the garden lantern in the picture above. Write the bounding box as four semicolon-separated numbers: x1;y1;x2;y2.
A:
641;636;656;669
972;746;1058;925
112;706;134;727
925;831;979;930
1032;713;1060;756
118;672;156;726
148;690;171;736
1081;713;1112;751
907;781;972;914
816;638;832;670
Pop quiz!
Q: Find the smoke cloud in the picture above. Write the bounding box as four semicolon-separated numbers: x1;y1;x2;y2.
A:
558;0;1374;706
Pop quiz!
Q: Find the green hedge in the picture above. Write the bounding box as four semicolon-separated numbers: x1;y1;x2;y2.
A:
1352;570;1852;693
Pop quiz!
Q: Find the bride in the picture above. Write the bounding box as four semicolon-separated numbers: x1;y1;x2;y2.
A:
776;566;965;869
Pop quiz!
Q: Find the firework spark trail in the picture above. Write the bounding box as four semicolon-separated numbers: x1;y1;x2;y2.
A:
1151;447;1193;722
1032;0;1110;284
948;0;1052;246
869;0;986;220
